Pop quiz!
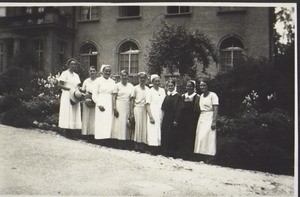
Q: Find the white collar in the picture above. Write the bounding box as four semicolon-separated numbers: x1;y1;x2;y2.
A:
184;92;196;99
167;90;178;96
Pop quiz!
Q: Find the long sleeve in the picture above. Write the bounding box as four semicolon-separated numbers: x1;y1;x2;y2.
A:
92;82;99;107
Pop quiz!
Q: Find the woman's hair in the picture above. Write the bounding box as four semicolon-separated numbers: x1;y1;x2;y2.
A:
66;58;78;66
187;80;196;88
120;70;129;75
167;79;176;86
199;78;210;87
138;71;147;78
89;65;96;70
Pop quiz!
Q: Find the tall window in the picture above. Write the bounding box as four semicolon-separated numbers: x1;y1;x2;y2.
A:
0;43;4;73
0;7;6;17
79;7;99;21
34;40;43;71
38;7;44;13
26;7;33;14
79;43;98;68
58;42;65;66
118;41;139;74
166;6;191;15
119;6;140;18
219;37;244;71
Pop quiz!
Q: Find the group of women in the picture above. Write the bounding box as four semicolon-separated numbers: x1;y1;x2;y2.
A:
57;58;219;159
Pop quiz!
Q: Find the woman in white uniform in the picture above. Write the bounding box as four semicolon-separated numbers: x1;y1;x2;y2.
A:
111;70;134;141
131;72;149;151
145;74;166;153
57;58;82;134
81;66;98;136
92;65;115;139
194;79;219;157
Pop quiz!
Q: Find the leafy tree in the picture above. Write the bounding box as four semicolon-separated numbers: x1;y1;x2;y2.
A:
272;7;295;115
146;21;217;77
273;7;295;57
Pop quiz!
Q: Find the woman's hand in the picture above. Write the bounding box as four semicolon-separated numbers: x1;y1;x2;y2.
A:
98;105;105;112
113;109;119;118
149;116;155;124
211;121;216;130
173;121;178;126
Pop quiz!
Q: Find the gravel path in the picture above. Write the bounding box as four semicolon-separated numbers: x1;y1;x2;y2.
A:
0;124;295;196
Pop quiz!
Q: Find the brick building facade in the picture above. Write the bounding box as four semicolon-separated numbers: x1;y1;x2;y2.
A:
0;6;273;77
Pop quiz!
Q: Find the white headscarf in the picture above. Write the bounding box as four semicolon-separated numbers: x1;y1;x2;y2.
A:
150;74;160;83
100;64;111;72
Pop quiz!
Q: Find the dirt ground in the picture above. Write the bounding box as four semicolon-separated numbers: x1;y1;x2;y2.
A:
0;124;295;196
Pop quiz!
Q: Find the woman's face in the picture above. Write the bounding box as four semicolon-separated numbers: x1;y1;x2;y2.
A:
103;67;111;79
139;74;147;84
168;82;175;92
152;77;160;88
121;72;128;83
200;81;208;92
89;68;97;78
186;82;194;93
69;60;77;72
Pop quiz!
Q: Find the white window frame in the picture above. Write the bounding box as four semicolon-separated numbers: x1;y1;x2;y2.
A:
34;40;43;71
38;7;44;13
118;6;141;19
220;46;244;71
79;6;99;21
166;6;191;16
0;7;6;17
119;48;139;74
79;43;99;68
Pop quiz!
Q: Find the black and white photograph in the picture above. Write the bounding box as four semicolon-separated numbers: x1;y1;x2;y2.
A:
0;1;297;196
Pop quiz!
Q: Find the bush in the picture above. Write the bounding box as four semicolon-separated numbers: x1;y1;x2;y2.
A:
0;72;61;128
216;137;255;169
209;57;292;116
22;95;60;117
1;105;33;128
216;137;293;175
216;108;294;175
0;93;22;113
254;144;292;175
0;67;32;93
43;113;59;126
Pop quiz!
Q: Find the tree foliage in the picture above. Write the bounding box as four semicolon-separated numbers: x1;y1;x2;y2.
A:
146;21;217;77
273;7;295;57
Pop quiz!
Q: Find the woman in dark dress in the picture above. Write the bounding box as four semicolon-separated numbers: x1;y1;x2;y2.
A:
161;80;183;155
178;80;200;155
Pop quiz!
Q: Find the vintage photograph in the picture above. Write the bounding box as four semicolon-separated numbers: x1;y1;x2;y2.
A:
0;2;296;196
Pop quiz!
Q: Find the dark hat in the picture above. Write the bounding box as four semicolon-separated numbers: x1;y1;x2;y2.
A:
85;98;95;108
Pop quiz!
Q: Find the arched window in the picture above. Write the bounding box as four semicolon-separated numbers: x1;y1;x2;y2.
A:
118;41;139;74
219;36;244;71
79;43;98;68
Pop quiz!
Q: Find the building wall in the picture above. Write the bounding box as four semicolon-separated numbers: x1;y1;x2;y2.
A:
0;7;75;74
1;6;272;76
74;6;272;76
